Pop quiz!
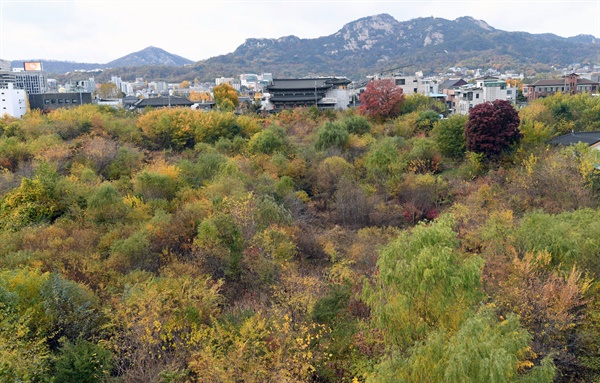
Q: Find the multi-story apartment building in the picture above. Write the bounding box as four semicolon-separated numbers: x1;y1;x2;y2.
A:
0;84;28;118
524;73;599;101
14;69;47;94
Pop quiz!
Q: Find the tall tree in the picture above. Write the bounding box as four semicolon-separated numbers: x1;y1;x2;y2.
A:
464;100;521;158
359;79;404;121
213;83;239;112
97;83;120;99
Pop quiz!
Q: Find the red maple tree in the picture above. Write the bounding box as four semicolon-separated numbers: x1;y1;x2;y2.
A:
359;79;404;121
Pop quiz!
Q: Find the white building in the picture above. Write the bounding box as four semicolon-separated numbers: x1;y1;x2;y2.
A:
0;84;28;118
454;77;515;115
240;74;259;90
391;74;439;95
215;77;234;86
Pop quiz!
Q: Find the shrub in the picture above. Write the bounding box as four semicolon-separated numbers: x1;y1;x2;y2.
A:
415;109;441;131
340;114;372;135
137;108;196;150
315;121;349;151
86;182;128;223
54;339;113;383
0;162;64;230
431;114;468;159
133;161;182;201
248;125;289;155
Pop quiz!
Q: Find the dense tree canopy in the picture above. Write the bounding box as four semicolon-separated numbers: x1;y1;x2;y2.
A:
0;92;600;382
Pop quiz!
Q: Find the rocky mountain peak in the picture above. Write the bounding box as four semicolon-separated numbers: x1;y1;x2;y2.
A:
454;16;495;31
335;13;399;51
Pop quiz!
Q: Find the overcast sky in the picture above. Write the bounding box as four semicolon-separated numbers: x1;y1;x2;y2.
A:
1;0;599;63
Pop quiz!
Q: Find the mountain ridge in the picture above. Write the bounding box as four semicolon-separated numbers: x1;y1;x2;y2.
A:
9;14;600;80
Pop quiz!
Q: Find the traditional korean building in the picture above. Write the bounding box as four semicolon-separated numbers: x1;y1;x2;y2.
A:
265;77;352;110
131;96;194;111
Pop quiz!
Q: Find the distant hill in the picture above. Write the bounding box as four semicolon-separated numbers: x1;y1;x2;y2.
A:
106;46;194;68
11;46;194;75
10;15;600;81
9;60;105;74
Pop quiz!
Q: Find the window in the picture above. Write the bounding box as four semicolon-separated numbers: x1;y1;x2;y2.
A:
476;94;479;99
51;99;56;104
72;99;78;103
413;88;417;93
44;99;50;104
507;90;512;95
65;99;70;104
396;79;405;85
58;99;64;104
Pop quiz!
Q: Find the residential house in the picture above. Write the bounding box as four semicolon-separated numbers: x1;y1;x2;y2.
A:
391;74;439;96
548;131;600;151
454;76;514;115
439;78;467;110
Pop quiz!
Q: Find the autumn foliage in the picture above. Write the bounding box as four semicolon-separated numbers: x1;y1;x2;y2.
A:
359;79;404;121
1;92;600;382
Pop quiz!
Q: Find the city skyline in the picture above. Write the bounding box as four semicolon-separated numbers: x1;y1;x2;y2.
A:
1;0;599;63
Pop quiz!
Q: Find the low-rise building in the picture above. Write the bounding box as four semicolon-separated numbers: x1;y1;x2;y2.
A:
28;92;93;111
131;96;194;111
454;76;514;115
391;74;439;96
524;73;599;101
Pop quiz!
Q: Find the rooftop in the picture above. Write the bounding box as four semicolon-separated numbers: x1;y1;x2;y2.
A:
548;131;600;146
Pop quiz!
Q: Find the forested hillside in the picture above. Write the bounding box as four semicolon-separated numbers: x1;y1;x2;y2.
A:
1;91;600;382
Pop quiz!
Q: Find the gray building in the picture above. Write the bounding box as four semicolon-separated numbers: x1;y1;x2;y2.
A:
15;71;47;94
28;92;92;111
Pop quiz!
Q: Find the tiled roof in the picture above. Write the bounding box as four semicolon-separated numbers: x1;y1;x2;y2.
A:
270;95;321;102
267;77;350;90
440;79;467;89
134;96;194;108
529;78;599;87
548;131;600;146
